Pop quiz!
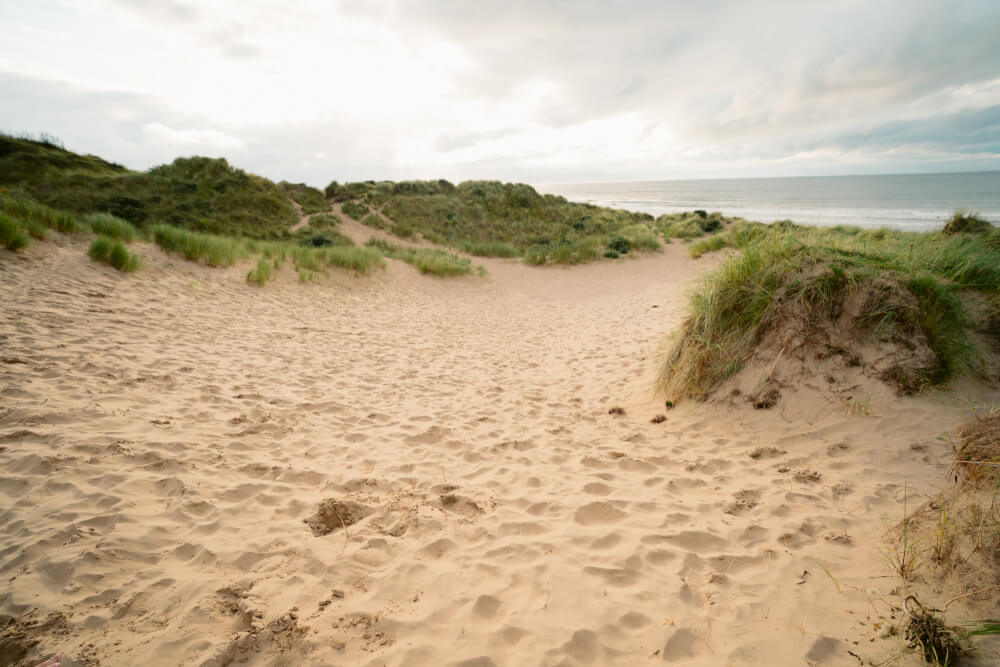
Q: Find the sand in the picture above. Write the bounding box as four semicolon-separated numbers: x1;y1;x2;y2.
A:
1;233;997;666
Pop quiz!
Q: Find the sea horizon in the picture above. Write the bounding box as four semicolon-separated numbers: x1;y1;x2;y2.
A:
537;170;1000;231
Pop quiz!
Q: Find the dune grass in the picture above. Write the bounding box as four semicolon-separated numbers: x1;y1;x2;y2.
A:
88;235;139;272
656;210;737;240
360;212;391;231
308;213;339;229
1;134;297;237
659;222;1000;401
152;224;247;266
0;212;30;250
457;240;521;258
366;238;477;276
341;201;369;221
330;179;658;264
84;212;137;242
289;244;384;276
943;209;993;235
280;181;331;214
1;189;81;235
247;257;273;285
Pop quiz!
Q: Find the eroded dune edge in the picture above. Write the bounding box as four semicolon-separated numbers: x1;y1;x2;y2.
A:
1;231;998;667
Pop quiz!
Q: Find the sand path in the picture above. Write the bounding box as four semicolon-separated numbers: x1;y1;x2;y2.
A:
0;238;995;666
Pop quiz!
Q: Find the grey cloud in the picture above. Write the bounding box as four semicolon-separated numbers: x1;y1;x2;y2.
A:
104;0;264;60
359;0;1000;147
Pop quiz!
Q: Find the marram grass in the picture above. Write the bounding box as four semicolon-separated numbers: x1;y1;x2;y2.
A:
366;238;477;276
659;220;1000;401
88;235;139;272
84;212;137;242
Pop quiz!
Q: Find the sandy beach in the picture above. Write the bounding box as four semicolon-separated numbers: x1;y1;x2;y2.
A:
1;230;997;666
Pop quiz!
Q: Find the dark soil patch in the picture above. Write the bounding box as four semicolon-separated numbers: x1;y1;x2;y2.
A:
304;499;373;536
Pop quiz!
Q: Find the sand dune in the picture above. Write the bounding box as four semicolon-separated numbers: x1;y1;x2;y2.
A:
1;236;996;666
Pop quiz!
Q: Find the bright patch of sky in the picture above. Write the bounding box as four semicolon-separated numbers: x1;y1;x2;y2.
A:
1;0;998;185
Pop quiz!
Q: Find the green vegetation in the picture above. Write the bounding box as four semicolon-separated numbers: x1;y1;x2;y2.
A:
1;188;81;235
457;240;521;258
0;212;30;250
299;213;354;246
366;238;477;276
360;212;390;231
943;209;993;235
280;181;331;214
0;188;92;248
341;200;369;221
656;210;738;240
329;179;658;264
659;221;1000;401
152;224;247;266
308;213;339;229
247;257;273;285
84;212;137;241
88;235;138;272
1;134;297;237
290;244;384;276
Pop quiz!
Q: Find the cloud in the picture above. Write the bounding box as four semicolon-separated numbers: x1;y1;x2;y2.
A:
2;1;999;182
141;123;245;150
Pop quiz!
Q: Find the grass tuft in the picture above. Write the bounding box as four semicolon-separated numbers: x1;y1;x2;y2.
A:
366;238;477;276
0;212;30;250
84;212;137;241
88;235;138;272
152;224;246;266
457;240;521;258
247;257;272;285
943;209;993;235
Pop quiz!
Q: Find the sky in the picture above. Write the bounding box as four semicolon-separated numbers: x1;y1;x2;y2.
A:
1;0;999;187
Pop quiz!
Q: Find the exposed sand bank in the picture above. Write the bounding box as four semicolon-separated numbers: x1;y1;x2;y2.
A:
1;235;997;666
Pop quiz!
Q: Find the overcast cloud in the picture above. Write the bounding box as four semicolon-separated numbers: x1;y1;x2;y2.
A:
1;0;998;186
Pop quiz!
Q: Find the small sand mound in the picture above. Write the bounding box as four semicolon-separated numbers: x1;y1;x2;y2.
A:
304;499;373;536
761;277;940;395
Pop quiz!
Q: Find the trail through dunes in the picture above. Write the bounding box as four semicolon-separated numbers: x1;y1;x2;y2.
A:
0;238;996;666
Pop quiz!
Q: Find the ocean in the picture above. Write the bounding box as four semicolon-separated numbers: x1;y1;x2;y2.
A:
538;171;1000;231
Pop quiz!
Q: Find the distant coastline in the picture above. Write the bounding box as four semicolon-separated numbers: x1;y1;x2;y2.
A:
537;170;1000;231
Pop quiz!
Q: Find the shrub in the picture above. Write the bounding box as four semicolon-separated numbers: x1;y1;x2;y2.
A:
608;236;631;254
